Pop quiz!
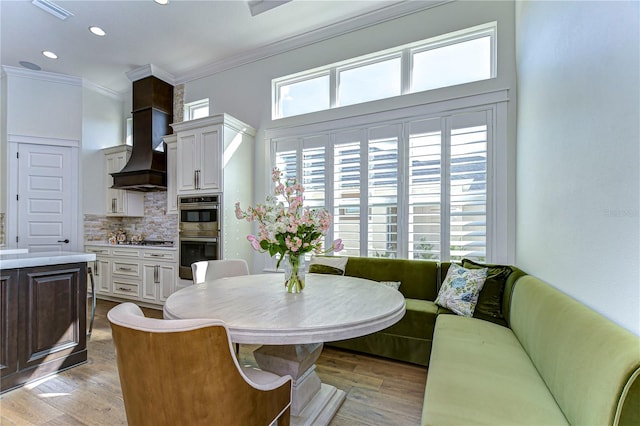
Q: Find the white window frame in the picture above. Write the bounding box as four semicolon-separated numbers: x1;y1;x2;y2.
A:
272;22;497;120
184;98;209;121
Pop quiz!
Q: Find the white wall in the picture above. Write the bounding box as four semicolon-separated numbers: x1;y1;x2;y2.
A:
4;69;82;140
81;85;125;215
184;0;517;271
515;1;640;335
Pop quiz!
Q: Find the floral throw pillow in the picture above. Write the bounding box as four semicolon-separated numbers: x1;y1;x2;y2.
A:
435;263;488;317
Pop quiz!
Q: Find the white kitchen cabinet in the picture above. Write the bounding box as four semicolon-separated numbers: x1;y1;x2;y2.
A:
175;125;222;193
86;246;112;295
141;250;177;304
103;146;144;217
171;114;255;197
84;244;177;307
163;134;178;214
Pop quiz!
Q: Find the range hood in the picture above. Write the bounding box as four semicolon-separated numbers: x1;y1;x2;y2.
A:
111;75;173;191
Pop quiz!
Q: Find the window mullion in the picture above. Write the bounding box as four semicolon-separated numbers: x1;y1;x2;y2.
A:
329;69;337;108
360;128;369;257
397;123;409;258
441;116;452;262
401;48;411;95
326;134;335;246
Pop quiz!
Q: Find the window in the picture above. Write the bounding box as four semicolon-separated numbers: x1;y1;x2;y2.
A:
272;22;496;119
275;73;330;118
411;36;492;92
184;99;209;121
338;56;401;107
268;95;505;263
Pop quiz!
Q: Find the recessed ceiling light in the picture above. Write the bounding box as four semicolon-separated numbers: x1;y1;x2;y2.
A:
154;0;169;4
19;61;42;71
42;50;58;59
89;26;106;36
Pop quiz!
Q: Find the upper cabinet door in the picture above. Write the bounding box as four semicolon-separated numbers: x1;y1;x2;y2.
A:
103;146;144;217
176;131;198;193
175;125;222;194
199;125;222;192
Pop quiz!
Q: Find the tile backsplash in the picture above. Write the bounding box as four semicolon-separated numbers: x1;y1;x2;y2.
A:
0;213;4;246
84;192;178;243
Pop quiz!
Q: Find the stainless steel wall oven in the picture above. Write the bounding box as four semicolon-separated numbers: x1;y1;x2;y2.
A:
178;195;220;280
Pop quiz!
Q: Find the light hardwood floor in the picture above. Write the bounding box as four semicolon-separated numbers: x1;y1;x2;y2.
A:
1;299;427;425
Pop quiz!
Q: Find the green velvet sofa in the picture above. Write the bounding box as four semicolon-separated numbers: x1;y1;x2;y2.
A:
422;274;640;425
325;256;442;366
322;256;640;425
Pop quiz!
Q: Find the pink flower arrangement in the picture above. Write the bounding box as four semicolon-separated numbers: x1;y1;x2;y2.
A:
235;167;343;268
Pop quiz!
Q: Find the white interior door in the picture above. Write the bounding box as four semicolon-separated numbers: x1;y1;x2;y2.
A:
17;143;77;253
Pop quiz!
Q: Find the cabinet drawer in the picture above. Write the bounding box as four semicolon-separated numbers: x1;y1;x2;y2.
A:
112;261;141;278
86;247;111;256
143;250;176;261
112;248;141;258
112;281;140;298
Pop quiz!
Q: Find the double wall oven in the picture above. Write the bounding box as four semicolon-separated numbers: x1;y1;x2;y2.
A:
178;195;220;280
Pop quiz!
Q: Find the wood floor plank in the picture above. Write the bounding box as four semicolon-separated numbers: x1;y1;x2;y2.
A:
0;299;426;425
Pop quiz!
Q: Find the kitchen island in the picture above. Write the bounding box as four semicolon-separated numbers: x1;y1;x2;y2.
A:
0;250;96;393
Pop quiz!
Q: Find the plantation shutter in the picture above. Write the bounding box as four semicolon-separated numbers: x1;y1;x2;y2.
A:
448;111;488;261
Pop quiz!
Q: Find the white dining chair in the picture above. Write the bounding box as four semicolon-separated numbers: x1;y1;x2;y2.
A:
191;259;250;285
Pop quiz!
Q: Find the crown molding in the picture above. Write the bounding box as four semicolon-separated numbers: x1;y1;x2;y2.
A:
126;64;176;85
82;79;124;101
176;0;450;85
1;65;81;86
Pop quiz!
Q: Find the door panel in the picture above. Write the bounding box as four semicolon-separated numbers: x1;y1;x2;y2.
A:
17;144;75;252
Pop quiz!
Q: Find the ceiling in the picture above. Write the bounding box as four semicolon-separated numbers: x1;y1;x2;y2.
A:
0;0;432;95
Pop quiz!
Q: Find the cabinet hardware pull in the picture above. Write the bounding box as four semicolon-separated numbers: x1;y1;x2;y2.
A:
119;267;133;271
94;260;99;276
117;287;133;292
112;198;117;213
154;265;159;284
150;254;162;257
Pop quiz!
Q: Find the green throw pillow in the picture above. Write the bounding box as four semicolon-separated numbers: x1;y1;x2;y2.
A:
308;256;348;275
435;263;488;317
462;258;513;327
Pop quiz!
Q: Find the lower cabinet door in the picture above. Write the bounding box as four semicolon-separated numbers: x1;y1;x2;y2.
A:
17;264;87;380
0;269;19;380
142;263;176;303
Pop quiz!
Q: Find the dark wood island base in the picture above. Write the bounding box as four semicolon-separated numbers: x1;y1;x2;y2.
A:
1;262;88;394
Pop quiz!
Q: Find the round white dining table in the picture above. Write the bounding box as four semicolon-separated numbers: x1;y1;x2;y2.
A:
163;273;406;426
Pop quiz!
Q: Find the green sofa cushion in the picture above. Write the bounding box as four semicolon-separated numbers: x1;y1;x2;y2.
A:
344;256;439;300
422;315;569;425
510;276;640;426
384;298;438;340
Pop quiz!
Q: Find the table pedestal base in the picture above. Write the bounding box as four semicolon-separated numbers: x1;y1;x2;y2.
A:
254;343;346;426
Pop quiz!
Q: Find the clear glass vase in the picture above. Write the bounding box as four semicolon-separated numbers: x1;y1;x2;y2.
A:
284;254;305;293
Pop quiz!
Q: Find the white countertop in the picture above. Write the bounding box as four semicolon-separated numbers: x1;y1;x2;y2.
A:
0;251;97;270
164;273;406;345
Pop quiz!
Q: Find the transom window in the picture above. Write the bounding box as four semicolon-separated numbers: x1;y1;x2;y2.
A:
184;98;209;121
273;22;496;119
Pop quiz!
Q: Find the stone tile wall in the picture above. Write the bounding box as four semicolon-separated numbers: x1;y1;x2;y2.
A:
85;192;178;244
0;213;4;246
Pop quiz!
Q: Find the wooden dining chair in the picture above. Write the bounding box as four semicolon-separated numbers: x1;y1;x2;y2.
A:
108;302;292;426
191;259;250;285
